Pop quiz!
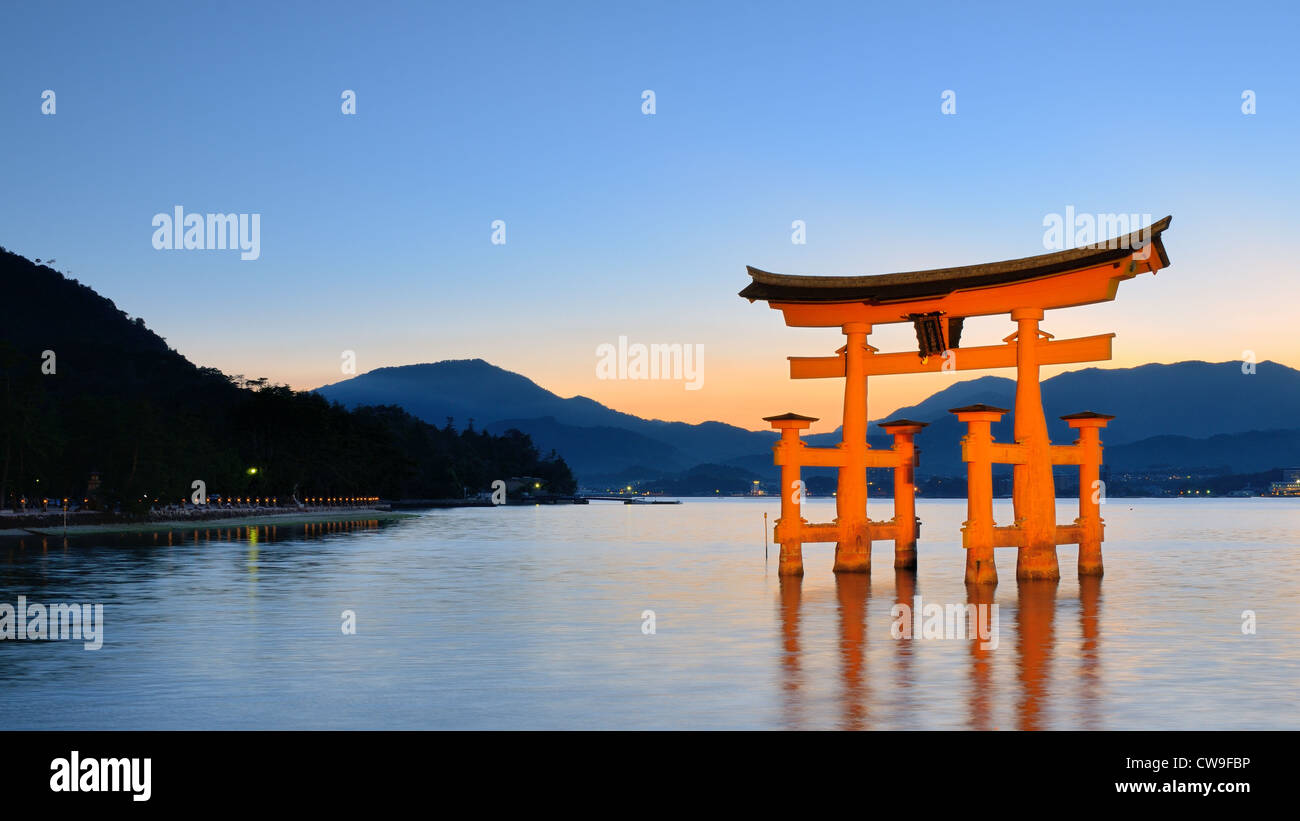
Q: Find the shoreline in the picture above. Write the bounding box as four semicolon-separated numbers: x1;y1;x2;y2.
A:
4;493;1283;538
1;508;416;537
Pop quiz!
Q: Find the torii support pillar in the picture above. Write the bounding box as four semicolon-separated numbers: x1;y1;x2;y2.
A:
834;322;872;574
766;412;818;577
953;405;1006;586
1010;308;1060;581
1063;411;1113;577
879;420;927;570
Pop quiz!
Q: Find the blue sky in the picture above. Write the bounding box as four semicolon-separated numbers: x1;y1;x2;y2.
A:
2;1;1297;427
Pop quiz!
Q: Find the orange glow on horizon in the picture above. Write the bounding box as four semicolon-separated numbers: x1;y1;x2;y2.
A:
263;342;1295;433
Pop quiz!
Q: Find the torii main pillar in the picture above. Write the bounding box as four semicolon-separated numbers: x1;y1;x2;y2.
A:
834;322;871;573
1010;307;1059;580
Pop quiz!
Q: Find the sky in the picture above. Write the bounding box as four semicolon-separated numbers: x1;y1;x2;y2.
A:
2;1;1297;431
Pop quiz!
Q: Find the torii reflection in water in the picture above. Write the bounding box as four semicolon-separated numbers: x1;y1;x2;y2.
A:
775;572;1103;730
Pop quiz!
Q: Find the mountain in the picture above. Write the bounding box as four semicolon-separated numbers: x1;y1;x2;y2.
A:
316;360;611;428
1104;428;1300;473
864;361;1300;477
483;416;692;476
878;361;1300;445
318;358;1300;483
316;360;777;476
0;247;574;505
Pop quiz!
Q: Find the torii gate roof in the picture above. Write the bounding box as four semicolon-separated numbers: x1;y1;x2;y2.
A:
740;216;1171;312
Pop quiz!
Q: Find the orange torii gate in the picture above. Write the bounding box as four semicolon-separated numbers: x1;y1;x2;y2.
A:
742;217;1172;584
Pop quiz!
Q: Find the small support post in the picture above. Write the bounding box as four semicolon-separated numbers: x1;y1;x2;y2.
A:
1062;411;1113;577
765;412;818;577
879;419;928;569
952;404;1008;585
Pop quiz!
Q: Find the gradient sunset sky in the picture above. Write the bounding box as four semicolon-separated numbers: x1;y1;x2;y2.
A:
3;1;1297;431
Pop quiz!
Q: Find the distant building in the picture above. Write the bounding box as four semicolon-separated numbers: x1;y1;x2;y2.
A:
506;477;545;495
1269;469;1300;497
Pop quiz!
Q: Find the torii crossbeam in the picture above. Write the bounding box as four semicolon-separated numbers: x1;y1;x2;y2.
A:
742;217;1172;584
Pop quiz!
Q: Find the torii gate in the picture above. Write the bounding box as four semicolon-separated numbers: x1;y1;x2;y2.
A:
742;217;1172;584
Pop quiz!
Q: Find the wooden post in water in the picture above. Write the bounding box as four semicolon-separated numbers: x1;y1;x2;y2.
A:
879;420;927;569
953;405;1006;586
766;413;817;577
1063;412;1113;577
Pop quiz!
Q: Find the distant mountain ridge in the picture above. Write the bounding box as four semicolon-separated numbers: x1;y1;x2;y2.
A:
878;361;1300;445
0;248;576;504
316;358;1300;481
316;359;779;475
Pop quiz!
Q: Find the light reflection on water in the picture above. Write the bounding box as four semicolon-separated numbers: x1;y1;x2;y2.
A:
0;499;1296;729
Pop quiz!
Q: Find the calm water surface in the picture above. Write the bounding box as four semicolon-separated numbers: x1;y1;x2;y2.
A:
1;498;1297;729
